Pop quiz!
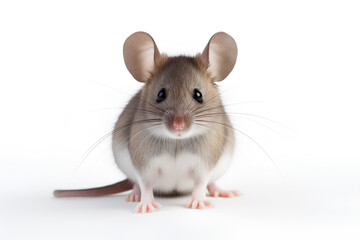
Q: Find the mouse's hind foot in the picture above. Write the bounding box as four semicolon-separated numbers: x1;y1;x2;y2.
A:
207;183;240;198
126;183;141;202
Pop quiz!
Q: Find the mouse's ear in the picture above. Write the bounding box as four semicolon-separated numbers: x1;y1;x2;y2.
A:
123;32;161;82
199;32;237;82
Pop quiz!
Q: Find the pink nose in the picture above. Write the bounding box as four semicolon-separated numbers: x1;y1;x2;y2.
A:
173;116;185;130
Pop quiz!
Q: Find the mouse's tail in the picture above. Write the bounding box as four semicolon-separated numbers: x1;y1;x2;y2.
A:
53;179;134;198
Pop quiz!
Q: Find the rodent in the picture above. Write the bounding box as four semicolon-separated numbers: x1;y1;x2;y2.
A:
54;31;240;213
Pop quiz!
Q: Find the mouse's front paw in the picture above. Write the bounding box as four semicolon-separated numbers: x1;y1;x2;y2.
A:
135;201;161;213
186;197;213;209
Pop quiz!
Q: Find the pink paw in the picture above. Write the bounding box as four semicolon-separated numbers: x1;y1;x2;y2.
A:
209;190;240;198
126;193;141;202
135;201;161;213
186;198;213;209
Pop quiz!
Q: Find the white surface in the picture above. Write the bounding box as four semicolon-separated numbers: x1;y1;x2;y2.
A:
1;0;359;239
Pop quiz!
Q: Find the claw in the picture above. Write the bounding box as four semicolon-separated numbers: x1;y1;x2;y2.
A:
186;198;213;209
135;201;161;213
126;185;141;202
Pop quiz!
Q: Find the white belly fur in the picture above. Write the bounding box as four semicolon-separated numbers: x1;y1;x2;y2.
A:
114;145;233;193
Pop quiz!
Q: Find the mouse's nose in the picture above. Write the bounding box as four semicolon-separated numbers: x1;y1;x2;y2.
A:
173;115;185;130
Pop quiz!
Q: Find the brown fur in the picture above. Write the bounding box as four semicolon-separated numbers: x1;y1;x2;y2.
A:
53;32;237;198
116;56;234;176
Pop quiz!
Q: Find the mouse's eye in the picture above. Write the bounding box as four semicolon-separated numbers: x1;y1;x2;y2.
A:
193;89;203;103
157;88;166;103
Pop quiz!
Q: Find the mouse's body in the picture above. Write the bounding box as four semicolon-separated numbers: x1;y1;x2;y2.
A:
113;127;233;195
54;32;239;213
113;57;234;196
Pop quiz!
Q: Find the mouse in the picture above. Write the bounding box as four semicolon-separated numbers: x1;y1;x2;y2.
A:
54;31;240;213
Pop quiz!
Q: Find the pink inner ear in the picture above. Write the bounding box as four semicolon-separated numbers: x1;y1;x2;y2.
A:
137;41;156;81
123;32;161;82
200;32;237;82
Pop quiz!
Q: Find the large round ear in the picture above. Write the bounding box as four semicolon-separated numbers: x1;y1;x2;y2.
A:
123;32;161;82
199;32;237;82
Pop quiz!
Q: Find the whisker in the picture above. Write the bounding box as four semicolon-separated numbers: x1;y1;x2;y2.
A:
185;98;196;114
189;82;253;115
83;107;163;116
191;103;224;116
114;123;163;159
129;128;154;157
126;123;162;146
195;119;285;180
195;112;286;129
73;123;163;180
196;115;280;134
222;101;276;108
188;91;220;114
191;100;276;117
163;100;171;110
73;118;162;176
147;102;165;113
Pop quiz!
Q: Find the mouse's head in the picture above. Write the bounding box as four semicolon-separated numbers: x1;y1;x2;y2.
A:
123;32;237;139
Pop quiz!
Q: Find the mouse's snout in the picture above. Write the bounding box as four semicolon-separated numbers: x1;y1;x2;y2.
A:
164;111;192;138
173;115;185;130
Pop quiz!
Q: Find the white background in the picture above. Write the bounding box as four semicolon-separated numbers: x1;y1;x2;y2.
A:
1;0;359;239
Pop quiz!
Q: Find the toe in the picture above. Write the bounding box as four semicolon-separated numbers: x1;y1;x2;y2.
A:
233;191;241;197
204;200;213;207
219;190;241;198
186;199;192;208
135;204;142;213
222;192;233;198
191;200;198;209
153;202;162;209
211;190;219;197
141;204;148;213
148;204;154;213
135;202;161;213
187;198;212;209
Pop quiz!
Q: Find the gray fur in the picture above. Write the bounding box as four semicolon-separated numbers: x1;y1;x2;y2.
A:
112;56;234;188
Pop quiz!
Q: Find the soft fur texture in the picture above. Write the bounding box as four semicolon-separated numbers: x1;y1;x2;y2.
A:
55;32;238;213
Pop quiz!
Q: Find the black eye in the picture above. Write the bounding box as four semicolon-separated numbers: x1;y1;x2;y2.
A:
193;89;203;103
157;88;166;103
